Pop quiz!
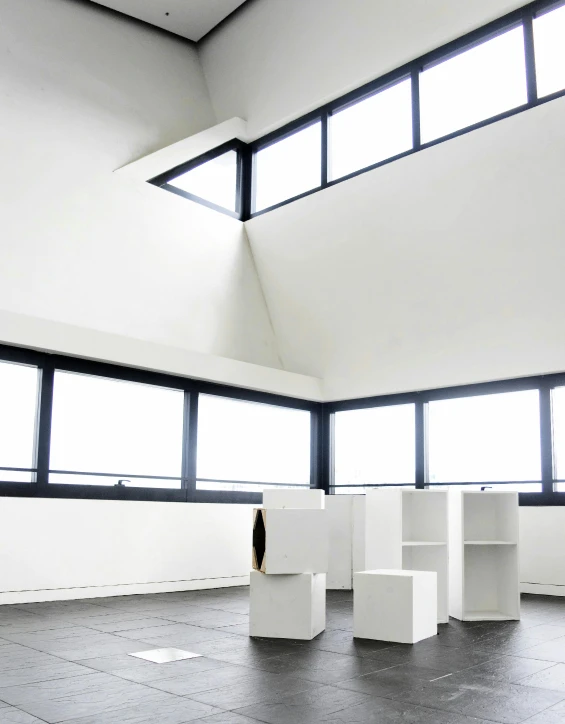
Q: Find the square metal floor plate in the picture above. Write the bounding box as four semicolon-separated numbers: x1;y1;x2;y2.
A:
129;647;202;663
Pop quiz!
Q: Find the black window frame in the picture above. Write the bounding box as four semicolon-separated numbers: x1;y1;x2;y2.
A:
148;0;565;221
1;342;565;505
0;343;322;506
250;114;325;215
148;140;249;220
326;375;565;506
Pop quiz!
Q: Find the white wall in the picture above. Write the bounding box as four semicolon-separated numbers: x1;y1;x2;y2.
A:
0;499;253;604
201;0;527;138
520;508;565;597
0;0;283;385
247;96;565;400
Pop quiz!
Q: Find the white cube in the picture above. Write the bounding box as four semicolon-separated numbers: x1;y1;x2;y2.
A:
262;488;325;509
253;508;328;574
354;570;437;644
250;570;326;640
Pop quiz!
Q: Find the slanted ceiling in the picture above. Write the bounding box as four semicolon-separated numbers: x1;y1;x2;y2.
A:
91;0;248;41
245;96;565;401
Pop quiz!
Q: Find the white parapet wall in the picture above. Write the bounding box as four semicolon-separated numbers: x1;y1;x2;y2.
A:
0;498;253;604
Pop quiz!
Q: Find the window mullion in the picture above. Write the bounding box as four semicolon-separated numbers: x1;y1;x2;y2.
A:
182;391;198;502
523;12;538;105
35;360;54;493
415;399;426;489
411;66;421;150
539;385;554;495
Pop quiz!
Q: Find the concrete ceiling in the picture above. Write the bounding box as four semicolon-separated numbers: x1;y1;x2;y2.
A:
91;0;248;41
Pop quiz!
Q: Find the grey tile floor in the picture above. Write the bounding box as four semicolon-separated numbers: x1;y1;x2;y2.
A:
0;590;565;723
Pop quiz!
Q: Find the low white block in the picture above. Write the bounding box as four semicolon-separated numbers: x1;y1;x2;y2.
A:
354;570;437;644
253;508;328;574
250;570;326;640
262;489;325;510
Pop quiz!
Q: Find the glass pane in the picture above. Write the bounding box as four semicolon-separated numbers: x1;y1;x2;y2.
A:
254;122;321;212
196;394;310;491
0;360;39;482
330;79;413;180
534;3;565;98
168;150;238;212
50;371;184;487
333;404;415;488
428;390;541;488
420;26;528;143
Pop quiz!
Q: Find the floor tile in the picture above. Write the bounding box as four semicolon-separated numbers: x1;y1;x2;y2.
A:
518;638;565;663
383;676;565;723
0;707;46;723
52;696;221;723
77;651;229;684
233;684;373;723
190;714;262;724
142;663;267;696
243;649;399;685
518;663;565;692
0;661;92;688
186;672;324;711
0;672;170;722
522;697;565;722
81;616;173;634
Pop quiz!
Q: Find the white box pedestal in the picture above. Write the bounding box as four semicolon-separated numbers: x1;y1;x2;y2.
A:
354;570;437;644
250;571;326;640
253;508;328;575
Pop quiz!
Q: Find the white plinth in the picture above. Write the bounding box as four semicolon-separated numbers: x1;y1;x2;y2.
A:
262;489;325;509
449;491;519;621
250;571;326;640
253;508;328;574
354;569;437;644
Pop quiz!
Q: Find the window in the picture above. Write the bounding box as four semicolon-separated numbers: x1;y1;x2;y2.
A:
333;404;415;493
427;390;541;491
0;360;39;483
166;150;239;213
551;386;565;491
253;122;322;213
49;371;184;487
420;26;528;143
534;3;565;98
196;394;310;492
329;79;413;180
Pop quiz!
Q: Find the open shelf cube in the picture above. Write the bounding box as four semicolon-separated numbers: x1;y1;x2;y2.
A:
463;544;519;621
463;492;518;544
364;490;449;623
449;490;519;621
402;491;448;544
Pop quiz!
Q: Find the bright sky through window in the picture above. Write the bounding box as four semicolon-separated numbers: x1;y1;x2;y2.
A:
534;3;565;98
0;360;38;483
49;371;184;487
333;404;415;493
420;26;528;143
428;390;541;492
196;394;310;492
169;150;238;212
254;122;321;212
330;79;413;180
